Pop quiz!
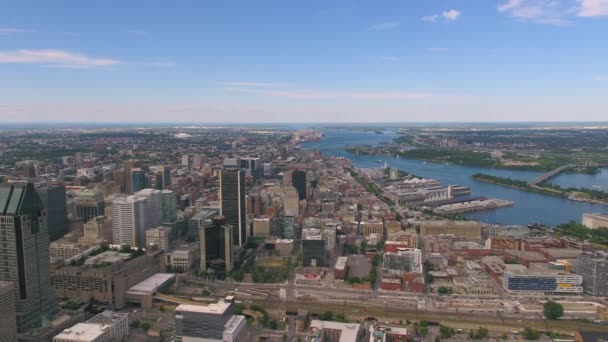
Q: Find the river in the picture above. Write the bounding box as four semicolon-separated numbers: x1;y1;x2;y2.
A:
301;128;608;226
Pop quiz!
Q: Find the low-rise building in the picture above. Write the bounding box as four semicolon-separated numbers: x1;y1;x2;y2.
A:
252;217;271;237
369;324;408;341
582;213;608;229
384;248;423;275
51;250;165;309
145;226;172;252
334;256;348;280
166;244;199;272
419;220;482;239
502;269;583;295
54;311;129;342
307;320;362;342
50;241;84;260
361;221;384;237
175;297;246;342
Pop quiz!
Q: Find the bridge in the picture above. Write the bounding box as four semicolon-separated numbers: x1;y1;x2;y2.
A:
528;165;572;186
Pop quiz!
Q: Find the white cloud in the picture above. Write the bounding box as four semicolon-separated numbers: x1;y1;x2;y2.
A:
369;21;401;31
579;0;608;17
0;49;119;68
497;0;608;24
422;10;461;22
443;9;461;20
593;75;608;81
0;27;32;35
421;15;439;22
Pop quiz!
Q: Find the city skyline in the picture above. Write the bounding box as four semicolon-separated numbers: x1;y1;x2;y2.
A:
1;1;608;123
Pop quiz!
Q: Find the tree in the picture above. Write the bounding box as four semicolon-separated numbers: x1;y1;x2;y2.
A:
440;325;454;338
140;322;151;331
543;301;564;320
419;326;429;336
524;327;541;340
437;286;452;295
320;311;334;321
232;270;244;282
469;327;488;340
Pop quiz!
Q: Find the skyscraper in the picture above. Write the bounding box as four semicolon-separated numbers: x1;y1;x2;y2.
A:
150;165;171;190
35;183;69;241
130;168;146;194
161;190;177;223
0;182;58;333
292;170;307;200
197;213;233;273
220;169;247;246
0;281;17;342
123;160;134;194
112;196;146;247
135;188;163;228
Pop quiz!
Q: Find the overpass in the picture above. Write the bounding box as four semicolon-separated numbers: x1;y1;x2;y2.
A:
528;165;572;186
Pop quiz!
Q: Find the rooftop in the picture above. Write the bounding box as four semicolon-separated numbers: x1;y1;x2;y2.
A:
87;311;129;325
126;273;175;295
335;256;348;270
309;320;360;342
54;323;109;341
84;251;131;265
224;315;246;334
191;207;219;221
176;300;232;315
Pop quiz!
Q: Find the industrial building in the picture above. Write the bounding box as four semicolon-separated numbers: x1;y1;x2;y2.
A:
502;268;583;295
419;220;483;239
582;213;608;229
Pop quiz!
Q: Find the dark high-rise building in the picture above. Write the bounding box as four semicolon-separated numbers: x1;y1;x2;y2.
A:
292;170;307;201
240;157;262;179
220;169;247;246
0;182;58;333
197;214;233;273
152;165;171;190
131;168;146;194
35;184;68;241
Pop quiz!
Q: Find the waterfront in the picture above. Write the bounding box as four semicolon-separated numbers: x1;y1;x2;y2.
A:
301;129;608;226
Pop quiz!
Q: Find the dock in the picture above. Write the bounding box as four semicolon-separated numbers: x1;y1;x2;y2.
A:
433;198;514;214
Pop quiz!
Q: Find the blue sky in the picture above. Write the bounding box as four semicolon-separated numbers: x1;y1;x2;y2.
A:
1;0;607;123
